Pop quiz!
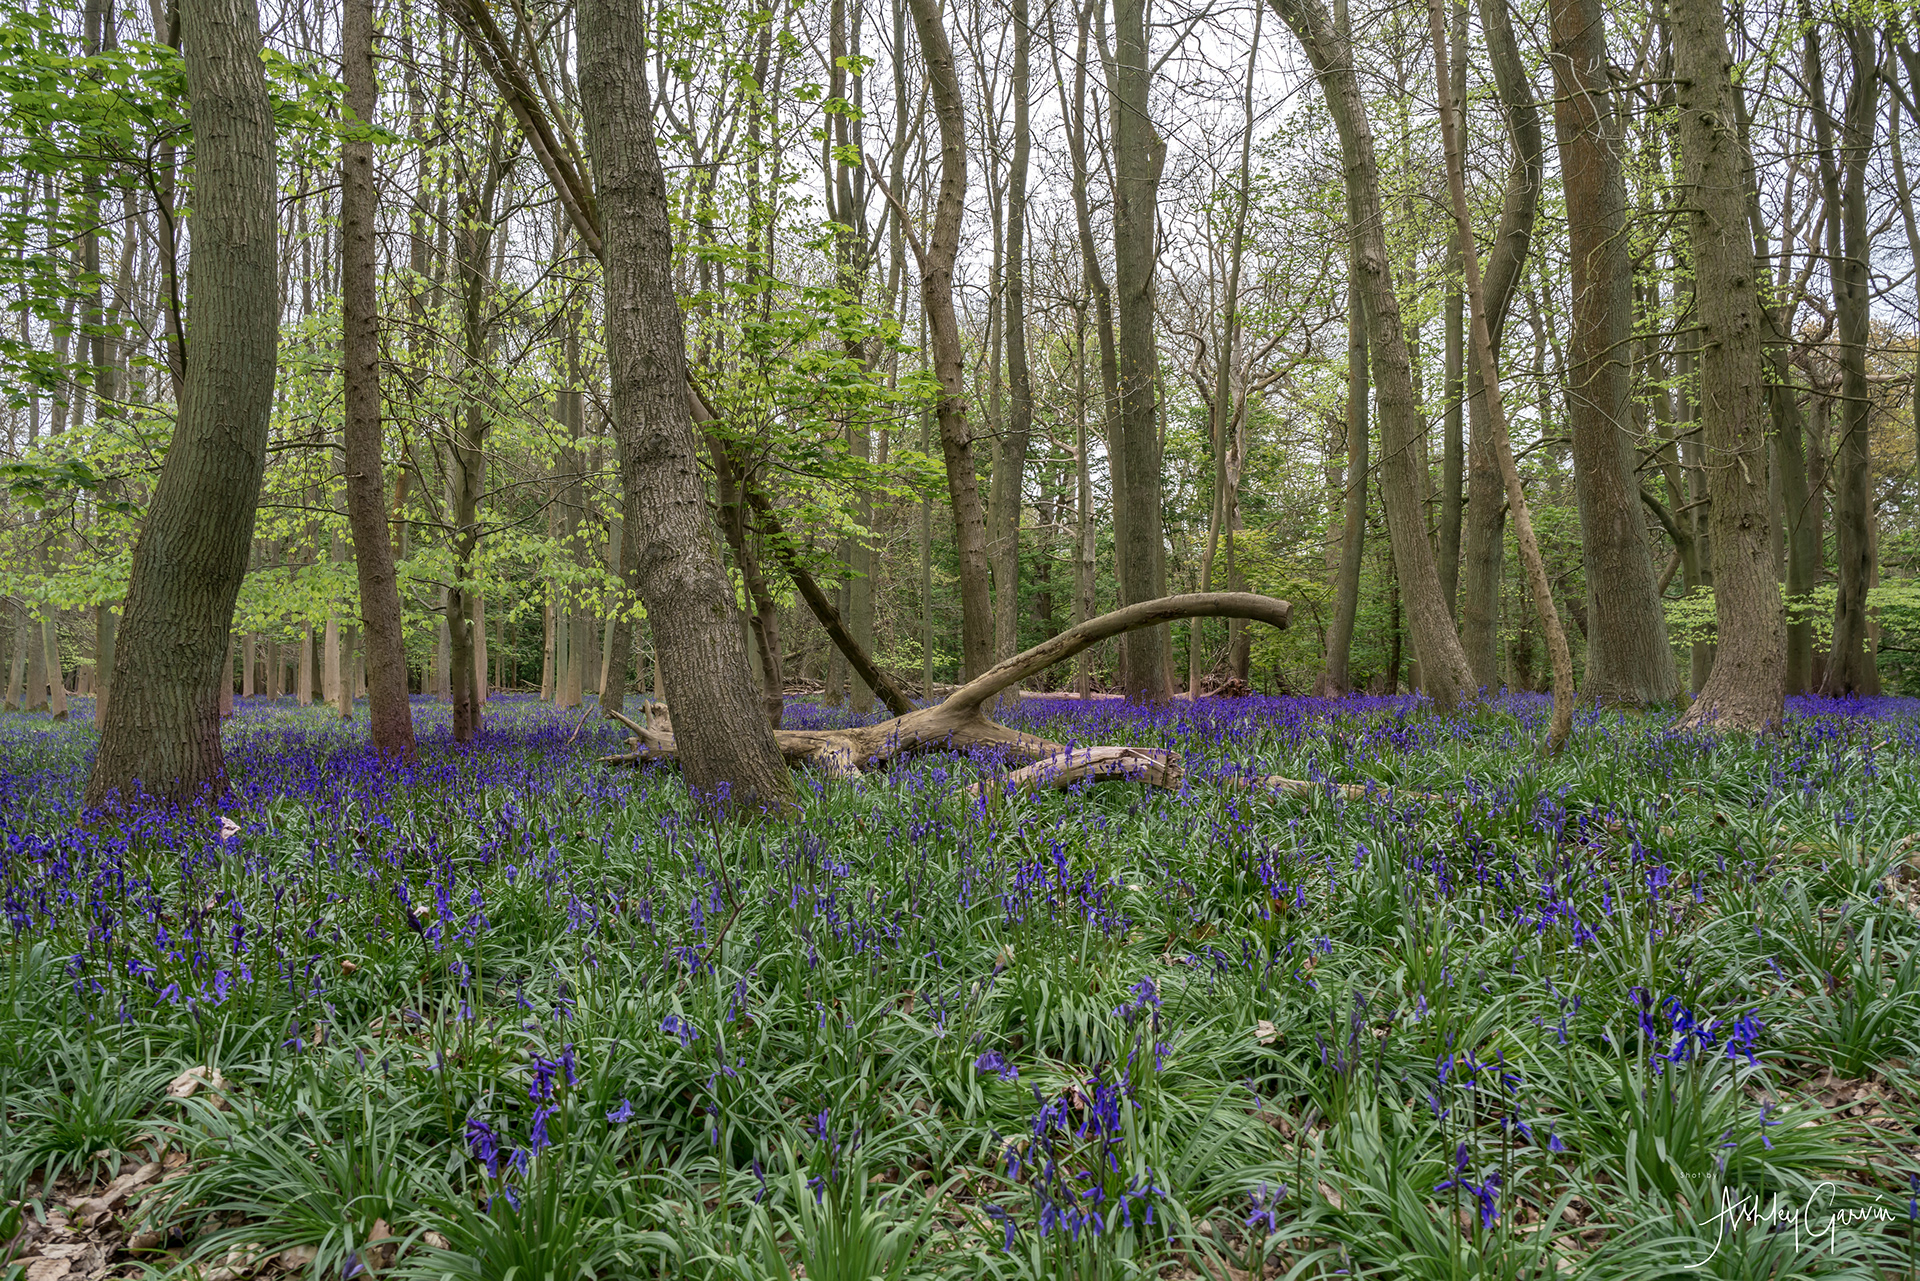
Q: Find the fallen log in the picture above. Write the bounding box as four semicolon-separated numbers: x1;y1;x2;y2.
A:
966;746;1180;798
602;592;1291;784
598;603;1455;808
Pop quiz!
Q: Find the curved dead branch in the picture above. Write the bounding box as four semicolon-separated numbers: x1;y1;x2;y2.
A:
605;592;1305;795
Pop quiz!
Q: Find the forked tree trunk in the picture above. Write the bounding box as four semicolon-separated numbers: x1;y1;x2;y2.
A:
86;0;277;806
1809;18;1879;695
578;0;797;814
1455;0;1540;692
1667;0;1785;731
1430;0;1573;752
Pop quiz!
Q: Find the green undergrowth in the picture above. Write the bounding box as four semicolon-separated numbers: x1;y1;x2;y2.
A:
1;694;1918;1279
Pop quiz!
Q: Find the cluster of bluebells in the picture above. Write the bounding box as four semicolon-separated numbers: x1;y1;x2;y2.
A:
974;1050;1018;1081
1434;1142;1503;1230
1630;989;1765;1069
992;1071;1164;1249
462;1042;582;1208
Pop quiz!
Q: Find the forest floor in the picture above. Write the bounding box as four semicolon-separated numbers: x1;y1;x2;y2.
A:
3;691;1919;1280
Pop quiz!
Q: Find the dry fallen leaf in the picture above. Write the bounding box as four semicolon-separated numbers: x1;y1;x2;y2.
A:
165;1066;230;1110
1254;1020;1279;1045
277;1245;318;1271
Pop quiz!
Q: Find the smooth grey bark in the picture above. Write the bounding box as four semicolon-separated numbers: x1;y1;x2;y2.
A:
988;0;1033;676
1194;2;1261;697
1547;0;1678;705
86;0;278;805
1808;16;1879;694
903;0;995;682
1437;0;1465;614
578;0;797;812
828;0;877;713
5;605;28;710
21;610;48;712
1430;0;1573;751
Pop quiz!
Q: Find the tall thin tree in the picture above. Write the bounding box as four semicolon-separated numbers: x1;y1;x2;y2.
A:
341;0;417;760
1266;0;1478;709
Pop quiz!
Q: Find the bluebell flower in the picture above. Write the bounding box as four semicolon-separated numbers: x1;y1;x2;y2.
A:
975;1050;1018;1081
1244;1181;1286;1235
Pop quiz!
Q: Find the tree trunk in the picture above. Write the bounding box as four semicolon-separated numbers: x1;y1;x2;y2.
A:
989;0;1033;683
1430;0;1573;751
711;440;786;727
1318;264;1368;696
1809;17;1879;695
1266;0;1478;709
1073;305;1097;698
1450;0;1541;692
578;0;797;813
1111;0;1171;702
93;604;116;726
1547;0;1678;705
1058;2;1125;685
44;617;68;719
87;0;277;805
601;487;638;719
1437;0;1466;614
1668;0;1785;731
903;0;994;683
1194;5;1261;698
1890;51;1920;502
606;593;1291;777
23;611;48;712
5;604;27;710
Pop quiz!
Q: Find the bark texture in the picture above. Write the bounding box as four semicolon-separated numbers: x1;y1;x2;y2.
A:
1111;0;1171;701
1547;0;1677;705
1455;0;1540;690
341;0;416;760
1668;0;1785;731
1809;19;1879;694
905;0;995;682
86;0;276;806
1266;0;1477;708
1318;266;1368;696
989;0;1034;683
1430;0;1573;751
578;0;798;813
